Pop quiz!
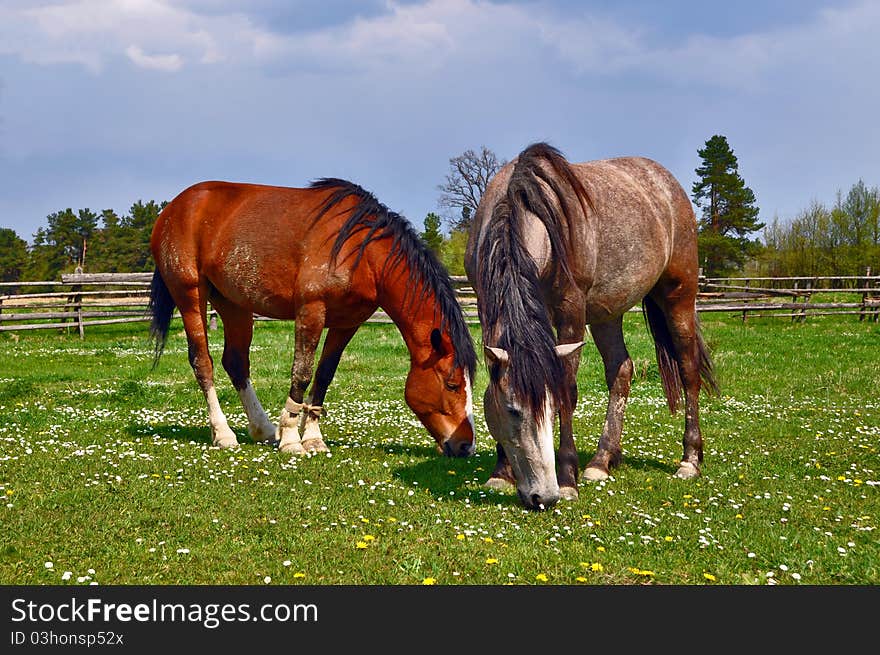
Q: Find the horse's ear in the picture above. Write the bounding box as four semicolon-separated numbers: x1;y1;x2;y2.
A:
555;341;585;358
430;328;449;357
484;346;509;366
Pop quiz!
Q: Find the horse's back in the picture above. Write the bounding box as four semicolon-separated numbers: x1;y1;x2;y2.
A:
569;157;698;319
151;181;331;317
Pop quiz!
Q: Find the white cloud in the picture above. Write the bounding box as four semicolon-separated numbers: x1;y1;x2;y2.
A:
125;45;183;71
0;0;249;73
2;0;877;90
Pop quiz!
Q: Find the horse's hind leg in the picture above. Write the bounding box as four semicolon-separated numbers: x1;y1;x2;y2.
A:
583;317;633;481
651;292;713;479
297;326;359;453
176;285;239;448
211;295;276;443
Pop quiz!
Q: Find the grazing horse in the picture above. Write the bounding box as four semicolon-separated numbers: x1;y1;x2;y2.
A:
149;178;477;457
465;142;718;510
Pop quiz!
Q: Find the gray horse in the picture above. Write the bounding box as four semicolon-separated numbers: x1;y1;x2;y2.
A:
465;142;718;510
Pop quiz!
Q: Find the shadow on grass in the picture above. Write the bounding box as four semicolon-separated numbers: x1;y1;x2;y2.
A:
388;445;676;508
125;423;247;446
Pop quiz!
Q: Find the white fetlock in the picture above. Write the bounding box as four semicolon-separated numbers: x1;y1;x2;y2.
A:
212;426;240;449
300;405;329;453
277;400;306;455
674;461;701;479
278;427;306;455
582;467;609;481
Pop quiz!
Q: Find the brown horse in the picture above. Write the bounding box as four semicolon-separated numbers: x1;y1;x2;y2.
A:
149;178;477;457
465;143;718;510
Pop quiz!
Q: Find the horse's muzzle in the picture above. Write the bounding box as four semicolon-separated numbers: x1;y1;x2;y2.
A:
517;488;560;511
442;437;475;458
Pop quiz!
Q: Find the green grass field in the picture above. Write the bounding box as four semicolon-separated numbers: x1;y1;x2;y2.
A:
1;311;878;585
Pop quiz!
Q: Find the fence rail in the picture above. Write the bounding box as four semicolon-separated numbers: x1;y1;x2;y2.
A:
1;271;878;336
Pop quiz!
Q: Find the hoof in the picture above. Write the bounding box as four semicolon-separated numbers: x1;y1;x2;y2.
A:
674;461;701;479
559;486;579;501
277;425;306;455
212;430;240;449
484;477;516;493
301;437;330;454
249;421;278;443
582;467;609;482
279;439;307;455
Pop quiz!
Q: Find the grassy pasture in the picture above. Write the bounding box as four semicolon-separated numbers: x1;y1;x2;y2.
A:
0;311;877;586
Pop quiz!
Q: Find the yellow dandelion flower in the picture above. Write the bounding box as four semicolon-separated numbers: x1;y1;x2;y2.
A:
628;567;654;577
422;577;437;585
575;576;588;583
5;489;13;495
361;518;370;523
579;562;590;568
591;562;603;572
703;573;716;582
485;558;499;564
596;546;606;552
683;494;692;499
483;537;494;544
456;534;465;540
387;517;397;522
535;573;548;582
447;470;456;475
293;572;306;579
356;541;368;549
664;536;674;542
735;514;743;519
362;535;376;542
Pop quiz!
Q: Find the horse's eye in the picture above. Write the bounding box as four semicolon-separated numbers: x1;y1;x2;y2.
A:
445;381;461;392
506;405;522;419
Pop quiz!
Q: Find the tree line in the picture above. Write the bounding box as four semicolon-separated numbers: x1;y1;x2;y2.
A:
1;201;165;283
1;136;877;284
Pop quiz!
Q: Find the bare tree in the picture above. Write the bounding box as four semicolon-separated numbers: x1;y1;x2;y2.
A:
437;146;506;231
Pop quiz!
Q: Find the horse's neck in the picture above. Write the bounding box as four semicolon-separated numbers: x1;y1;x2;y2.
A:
371;256;435;362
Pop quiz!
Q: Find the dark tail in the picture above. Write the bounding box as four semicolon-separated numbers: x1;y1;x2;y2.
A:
642;296;719;414
148;269;175;370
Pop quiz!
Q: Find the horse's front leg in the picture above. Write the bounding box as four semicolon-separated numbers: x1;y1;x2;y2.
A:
583;317;632;481
555;318;586;500
484;442;516;492
277;304;325;455
297;325;359;454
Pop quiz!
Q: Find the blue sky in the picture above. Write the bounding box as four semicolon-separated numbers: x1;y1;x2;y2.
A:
1;0;878;243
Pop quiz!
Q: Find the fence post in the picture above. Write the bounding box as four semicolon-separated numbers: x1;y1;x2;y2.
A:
799;280;811;322
75;290;84;339
742;278;750;323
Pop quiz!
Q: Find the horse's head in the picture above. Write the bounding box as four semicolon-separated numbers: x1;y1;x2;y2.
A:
482;341;584;510
404;328;475;458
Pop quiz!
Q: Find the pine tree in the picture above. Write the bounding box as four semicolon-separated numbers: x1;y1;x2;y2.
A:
691;135;764;276
0;228;29;282
420;212;444;257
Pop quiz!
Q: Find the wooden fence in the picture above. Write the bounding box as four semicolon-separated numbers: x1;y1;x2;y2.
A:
1;271;877;337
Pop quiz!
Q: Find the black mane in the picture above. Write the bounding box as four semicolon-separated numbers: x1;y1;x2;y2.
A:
309;177;476;379
476;142;591;419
